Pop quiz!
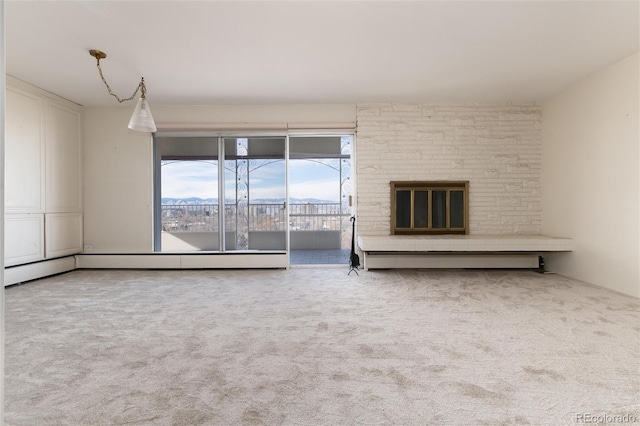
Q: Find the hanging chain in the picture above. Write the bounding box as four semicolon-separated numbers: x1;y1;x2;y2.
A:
96;60;145;103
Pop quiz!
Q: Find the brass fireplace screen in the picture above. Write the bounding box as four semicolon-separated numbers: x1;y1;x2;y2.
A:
390;181;469;235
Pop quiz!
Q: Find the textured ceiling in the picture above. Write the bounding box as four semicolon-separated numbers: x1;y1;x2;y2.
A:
5;1;639;107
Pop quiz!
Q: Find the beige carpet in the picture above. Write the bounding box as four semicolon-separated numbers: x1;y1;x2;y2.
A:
5;268;640;425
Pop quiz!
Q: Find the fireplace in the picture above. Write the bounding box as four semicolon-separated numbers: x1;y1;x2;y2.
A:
390;181;469;235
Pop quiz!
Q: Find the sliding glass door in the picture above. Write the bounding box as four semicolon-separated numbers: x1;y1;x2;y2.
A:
154;133;354;264
155;136;286;252
288;136;353;264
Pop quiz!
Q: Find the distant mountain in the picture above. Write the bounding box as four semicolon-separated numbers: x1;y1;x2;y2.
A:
161;197;216;205
161;197;340;205
288;198;339;204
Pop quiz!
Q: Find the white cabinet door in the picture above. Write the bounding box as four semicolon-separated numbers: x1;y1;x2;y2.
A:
5;88;45;213
5;79;83;267
5;214;45;266
45;213;83;258
45;102;82;213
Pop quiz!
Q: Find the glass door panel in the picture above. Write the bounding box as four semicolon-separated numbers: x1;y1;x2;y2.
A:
224;137;286;251
156;137;219;251
289;136;353;264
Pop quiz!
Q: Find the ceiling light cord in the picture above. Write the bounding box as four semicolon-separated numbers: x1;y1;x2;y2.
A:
95;58;145;103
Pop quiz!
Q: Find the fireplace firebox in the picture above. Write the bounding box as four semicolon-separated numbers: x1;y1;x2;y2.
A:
390;181;469;235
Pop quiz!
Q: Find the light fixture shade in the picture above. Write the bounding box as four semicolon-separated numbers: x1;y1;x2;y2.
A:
128;97;157;132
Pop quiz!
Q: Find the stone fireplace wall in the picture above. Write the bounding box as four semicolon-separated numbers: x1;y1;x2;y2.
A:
356;103;541;235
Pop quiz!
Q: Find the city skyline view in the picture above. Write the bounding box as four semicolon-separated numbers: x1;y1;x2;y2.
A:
161;158;345;203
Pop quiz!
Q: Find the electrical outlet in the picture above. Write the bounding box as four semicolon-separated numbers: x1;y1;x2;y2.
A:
83;245;93;251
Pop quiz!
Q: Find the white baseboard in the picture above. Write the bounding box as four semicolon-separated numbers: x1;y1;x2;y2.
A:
5;256;76;286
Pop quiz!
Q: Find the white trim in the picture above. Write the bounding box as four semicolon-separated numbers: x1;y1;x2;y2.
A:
5;75;83;109
156;122;288;132
285;134;291;269
155;121;356;134
287;122;356;130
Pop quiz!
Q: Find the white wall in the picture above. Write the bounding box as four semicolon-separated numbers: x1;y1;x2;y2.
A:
1;0;6;417
542;53;639;297
152;104;356;127
82;107;154;253
82;104;356;253
356;103;542;235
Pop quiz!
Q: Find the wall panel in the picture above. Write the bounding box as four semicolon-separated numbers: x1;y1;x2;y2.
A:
46;103;82;213
4;214;44;266
5;87;44;213
45;213;83;258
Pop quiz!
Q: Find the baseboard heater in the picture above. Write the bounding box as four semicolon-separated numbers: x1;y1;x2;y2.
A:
363;253;540;270
75;252;289;270
5;256;77;286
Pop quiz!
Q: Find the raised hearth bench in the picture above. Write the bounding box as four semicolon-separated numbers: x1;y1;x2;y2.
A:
357;235;573;270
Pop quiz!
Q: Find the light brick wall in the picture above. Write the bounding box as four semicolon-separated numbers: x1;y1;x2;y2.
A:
356;103;541;235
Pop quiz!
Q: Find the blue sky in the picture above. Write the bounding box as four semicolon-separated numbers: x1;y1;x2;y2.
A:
161;159;344;202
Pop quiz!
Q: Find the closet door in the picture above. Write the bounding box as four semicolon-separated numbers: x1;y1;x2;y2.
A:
44;101;83;259
5;87;46;266
4;215;45;267
45;102;81;213
5;79;83;267
5;87;45;213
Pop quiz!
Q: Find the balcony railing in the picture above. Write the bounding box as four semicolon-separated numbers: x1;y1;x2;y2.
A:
161;203;350;233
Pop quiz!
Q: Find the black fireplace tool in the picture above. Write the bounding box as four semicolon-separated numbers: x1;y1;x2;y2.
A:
348;216;360;275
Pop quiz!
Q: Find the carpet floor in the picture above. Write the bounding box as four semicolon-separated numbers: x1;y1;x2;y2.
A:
5;268;640;425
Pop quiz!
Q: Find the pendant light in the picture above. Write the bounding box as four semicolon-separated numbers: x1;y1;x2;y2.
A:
89;49;157;132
